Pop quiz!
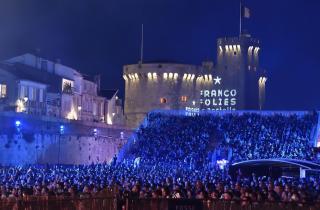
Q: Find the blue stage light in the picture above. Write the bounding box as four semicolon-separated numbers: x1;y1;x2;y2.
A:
15;120;21;127
60;125;65;134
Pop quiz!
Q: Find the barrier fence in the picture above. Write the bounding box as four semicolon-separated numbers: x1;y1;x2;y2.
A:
126;199;320;210
1;197;320;210
0;197;118;210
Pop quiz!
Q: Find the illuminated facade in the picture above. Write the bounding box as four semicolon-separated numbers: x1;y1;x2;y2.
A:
124;63;201;127
0;54;123;125
215;35;266;110
124;34;267;128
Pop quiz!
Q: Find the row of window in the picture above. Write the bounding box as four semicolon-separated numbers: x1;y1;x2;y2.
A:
0;84;7;98
20;85;44;102
160;96;188;104
81;97;104;116
92;102;104;116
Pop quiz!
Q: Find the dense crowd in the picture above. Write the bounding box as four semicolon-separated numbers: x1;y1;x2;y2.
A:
1;164;320;204
0;111;319;206
126;111;318;168
223;113;317;162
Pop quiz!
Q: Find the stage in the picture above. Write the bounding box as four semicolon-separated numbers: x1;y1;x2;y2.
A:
231;159;320;178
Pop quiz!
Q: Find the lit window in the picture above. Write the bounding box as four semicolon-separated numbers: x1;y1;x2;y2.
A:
62;78;74;94
183;74;187;80
93;102;97;116
180;96;187;102
29;87;35;101
29;87;36;101
163;73;168;80
20;85;26;98
0;84;7;98
39;89;43;102
160;98;167;104
153;73;157;79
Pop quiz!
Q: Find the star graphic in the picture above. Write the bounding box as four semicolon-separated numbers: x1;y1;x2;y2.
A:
213;76;222;85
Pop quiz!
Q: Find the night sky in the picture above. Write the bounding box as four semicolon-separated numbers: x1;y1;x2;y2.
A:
0;0;319;110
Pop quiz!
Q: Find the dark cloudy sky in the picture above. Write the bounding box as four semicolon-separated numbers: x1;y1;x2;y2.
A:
0;0;319;110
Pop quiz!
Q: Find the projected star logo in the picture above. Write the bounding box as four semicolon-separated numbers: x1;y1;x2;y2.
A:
213;76;222;85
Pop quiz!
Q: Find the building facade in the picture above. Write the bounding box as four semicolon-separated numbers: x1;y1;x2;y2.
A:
0;54;123;125
124;34;267;128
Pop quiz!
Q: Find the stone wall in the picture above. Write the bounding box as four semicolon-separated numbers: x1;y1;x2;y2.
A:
0;112;132;165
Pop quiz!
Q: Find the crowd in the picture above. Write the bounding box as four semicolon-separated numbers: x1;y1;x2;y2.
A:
0;111;319;207
1;164;320;205
126;111;318;167
222;112;318;162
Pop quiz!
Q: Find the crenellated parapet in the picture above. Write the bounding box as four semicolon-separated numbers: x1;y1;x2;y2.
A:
123;63;200;83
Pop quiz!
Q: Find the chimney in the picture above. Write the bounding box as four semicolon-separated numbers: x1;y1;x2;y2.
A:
94;74;101;92
53;58;61;75
35;48;41;69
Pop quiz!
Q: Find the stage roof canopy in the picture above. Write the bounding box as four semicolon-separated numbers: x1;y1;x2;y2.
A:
232;159;320;170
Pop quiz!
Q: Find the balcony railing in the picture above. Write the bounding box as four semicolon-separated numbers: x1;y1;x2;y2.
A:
62;86;75;94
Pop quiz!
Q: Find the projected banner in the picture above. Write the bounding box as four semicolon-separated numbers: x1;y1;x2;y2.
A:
200;76;238;110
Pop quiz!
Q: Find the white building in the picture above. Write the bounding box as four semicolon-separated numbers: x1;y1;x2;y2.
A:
0;53;123;125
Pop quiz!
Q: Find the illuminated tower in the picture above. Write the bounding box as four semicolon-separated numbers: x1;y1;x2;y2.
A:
123;63;200;128
216;33;266;110
123;33;268;128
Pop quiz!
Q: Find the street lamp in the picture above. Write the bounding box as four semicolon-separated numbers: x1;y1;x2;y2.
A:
60;125;65;134
93;128;98;138
15;120;22;133
78;106;82;120
58;125;65;165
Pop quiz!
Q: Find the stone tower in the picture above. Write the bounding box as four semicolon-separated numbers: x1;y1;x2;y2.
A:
123;34;267;128
215;34;266;110
123;63;201;128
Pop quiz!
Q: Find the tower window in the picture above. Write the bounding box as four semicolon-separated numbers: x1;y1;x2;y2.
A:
180;96;188;102
160;97;167;104
234;52;237;56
